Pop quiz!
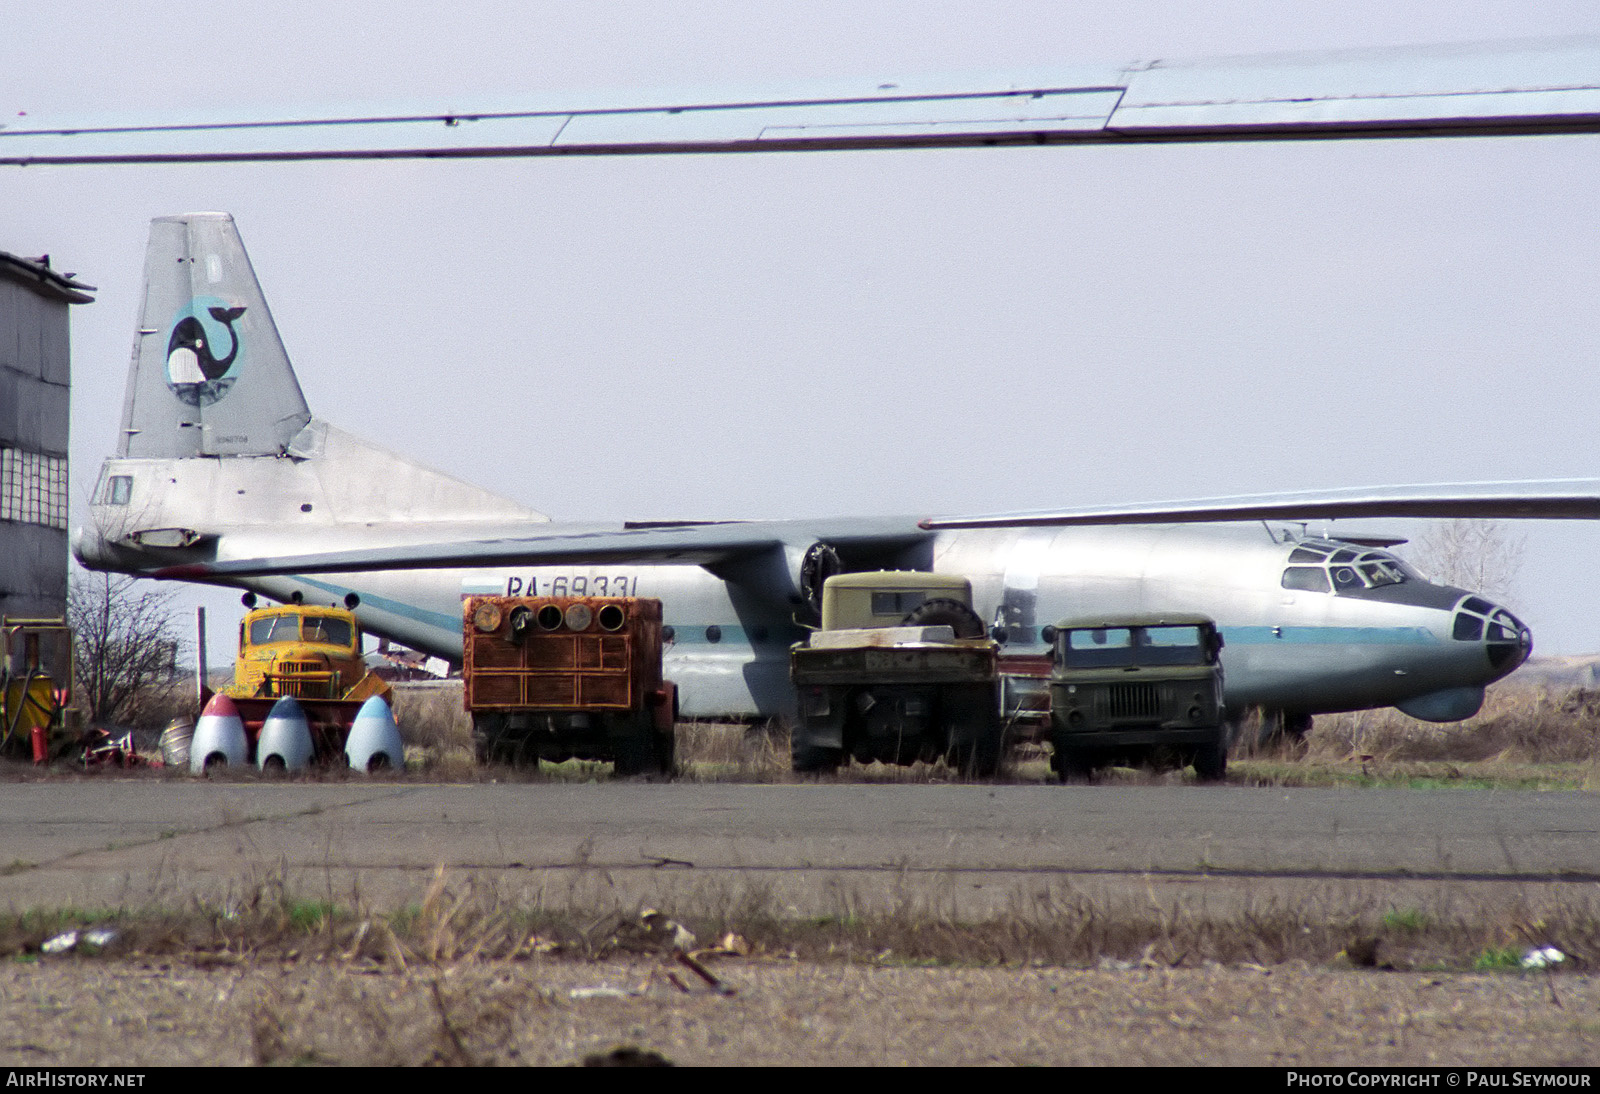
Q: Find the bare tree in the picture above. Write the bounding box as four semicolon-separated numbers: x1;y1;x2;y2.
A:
68;570;184;725
1405;519;1527;602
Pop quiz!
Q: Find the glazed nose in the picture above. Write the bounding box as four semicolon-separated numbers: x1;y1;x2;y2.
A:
1450;596;1531;673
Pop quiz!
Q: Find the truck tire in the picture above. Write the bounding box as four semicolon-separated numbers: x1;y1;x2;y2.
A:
472;712;513;766
792;744;843;774
654;728;677;776
1053;745;1102;783
943;684;1003;778
902;599;986;640
610;712;662;777
1192;733;1228;782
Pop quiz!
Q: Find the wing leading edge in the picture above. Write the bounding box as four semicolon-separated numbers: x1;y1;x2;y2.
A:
6;36;1600;164
920;479;1600;530
153;518;928;579
153;478;1600;580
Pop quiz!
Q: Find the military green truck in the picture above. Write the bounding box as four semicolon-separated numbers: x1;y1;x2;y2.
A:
1047;613;1227;782
789;571;1004;776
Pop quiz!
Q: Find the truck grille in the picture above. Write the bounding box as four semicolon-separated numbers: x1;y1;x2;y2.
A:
1104;683;1160;720
267;661;337;699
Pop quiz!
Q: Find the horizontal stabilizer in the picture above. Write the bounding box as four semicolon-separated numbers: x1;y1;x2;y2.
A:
920;479;1600;529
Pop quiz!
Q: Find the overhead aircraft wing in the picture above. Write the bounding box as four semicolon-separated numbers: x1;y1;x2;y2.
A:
153;518;927;579
7;36;1600;164
920;479;1600;530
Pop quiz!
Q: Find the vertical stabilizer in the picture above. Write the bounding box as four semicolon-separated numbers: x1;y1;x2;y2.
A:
119;213;311;458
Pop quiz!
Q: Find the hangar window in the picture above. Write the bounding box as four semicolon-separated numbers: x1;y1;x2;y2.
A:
1281;567;1330;593
0;448;68;530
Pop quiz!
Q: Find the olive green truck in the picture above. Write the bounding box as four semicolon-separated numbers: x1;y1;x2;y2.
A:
789;572;1004;776
1046;613;1228;782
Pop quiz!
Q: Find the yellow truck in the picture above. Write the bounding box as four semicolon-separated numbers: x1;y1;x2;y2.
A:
221;603;391;754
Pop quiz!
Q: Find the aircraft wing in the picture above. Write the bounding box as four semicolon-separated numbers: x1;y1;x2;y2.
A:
920;479;1600;530
154;518;927;579
7;36;1600;164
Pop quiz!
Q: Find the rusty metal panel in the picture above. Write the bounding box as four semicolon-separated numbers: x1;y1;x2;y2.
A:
463;595;662;713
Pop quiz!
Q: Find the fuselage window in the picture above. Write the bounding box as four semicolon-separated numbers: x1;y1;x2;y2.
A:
1282;567;1331;593
106;475;133;505
1453;613;1484;641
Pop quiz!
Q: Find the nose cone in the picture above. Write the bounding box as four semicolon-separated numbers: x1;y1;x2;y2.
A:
72;524;112;568
1450;596;1532;681
345;696;404;773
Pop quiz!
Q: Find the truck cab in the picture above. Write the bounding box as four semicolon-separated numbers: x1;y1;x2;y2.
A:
1048;613;1227;782
231;604;372;700
790;571;1003;776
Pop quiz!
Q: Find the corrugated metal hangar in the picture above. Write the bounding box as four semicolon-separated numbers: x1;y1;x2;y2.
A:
0;250;93;621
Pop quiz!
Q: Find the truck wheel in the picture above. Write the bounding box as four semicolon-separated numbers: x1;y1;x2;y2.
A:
1053;746;1101;783
472;713;511;766
792;743;843;775
902;599;986;639
944;685;1003;778
610;713;661;777
1192;736;1228;782
654;728;677;776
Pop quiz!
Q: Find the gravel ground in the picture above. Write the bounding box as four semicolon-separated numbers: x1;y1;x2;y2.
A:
3;957;1597;1067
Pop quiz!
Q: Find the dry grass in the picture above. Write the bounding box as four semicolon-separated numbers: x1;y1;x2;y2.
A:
1227;681;1600;789
6;861;1600;977
1309;685;1600;765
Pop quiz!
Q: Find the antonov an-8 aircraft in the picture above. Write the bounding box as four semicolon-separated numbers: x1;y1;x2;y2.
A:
76;211;1566;730
51;36;1600;731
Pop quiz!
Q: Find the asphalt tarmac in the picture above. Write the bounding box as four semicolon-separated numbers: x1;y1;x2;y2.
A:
3;780;1598;916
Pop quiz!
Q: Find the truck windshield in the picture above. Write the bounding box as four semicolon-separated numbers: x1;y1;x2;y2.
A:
302;616;353;647
1059;625;1212;668
248;615;302;646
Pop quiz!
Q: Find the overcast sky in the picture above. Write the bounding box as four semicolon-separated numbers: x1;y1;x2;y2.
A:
5;3;1600;659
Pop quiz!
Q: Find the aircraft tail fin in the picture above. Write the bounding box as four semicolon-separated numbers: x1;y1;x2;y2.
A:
119;213;311;458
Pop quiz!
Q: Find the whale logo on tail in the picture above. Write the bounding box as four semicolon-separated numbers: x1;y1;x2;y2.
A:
165;298;246;407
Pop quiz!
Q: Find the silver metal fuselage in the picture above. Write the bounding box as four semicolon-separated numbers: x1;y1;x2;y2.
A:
78;451;1526;721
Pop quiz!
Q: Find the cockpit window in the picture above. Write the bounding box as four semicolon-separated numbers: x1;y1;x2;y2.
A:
1282;567;1331;593
1283;543;1412;596
1330;566;1363;589
1359;561;1403;587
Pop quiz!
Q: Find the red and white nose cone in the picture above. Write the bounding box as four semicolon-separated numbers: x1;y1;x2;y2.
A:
190;694;249;774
